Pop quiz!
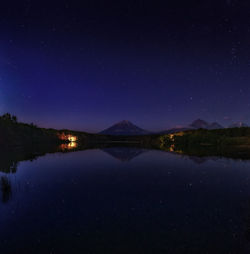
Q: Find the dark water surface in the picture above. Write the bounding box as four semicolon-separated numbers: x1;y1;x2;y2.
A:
1;147;250;253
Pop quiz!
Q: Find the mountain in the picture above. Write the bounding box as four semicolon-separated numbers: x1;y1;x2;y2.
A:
101;119;224;136
100;120;150;135
229;122;248;128
160;119;223;134
209;122;224;130
189;119;210;129
160;119;216;134
189;119;223;130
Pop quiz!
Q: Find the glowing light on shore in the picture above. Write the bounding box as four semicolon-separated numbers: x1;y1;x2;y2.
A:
58;132;78;151
58;132;77;142
68;136;77;142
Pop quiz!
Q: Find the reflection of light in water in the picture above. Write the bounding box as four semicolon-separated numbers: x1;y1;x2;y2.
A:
168;144;183;154
60;142;77;150
169;144;175;152
68;141;77;148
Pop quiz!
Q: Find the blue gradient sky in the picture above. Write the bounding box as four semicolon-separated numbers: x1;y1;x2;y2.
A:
1;0;250;132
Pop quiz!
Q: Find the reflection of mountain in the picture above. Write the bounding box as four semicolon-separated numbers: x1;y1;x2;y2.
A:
0;145;148;173
101;147;147;162
188;156;209;164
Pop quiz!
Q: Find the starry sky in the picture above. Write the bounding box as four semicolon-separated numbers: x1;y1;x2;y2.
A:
1;0;250;132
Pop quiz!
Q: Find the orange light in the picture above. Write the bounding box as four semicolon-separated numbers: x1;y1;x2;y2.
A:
60;141;77;150
58;133;77;142
68;141;77;148
68;135;77;142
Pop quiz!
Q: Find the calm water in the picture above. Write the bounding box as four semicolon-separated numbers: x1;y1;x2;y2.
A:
1;147;250;253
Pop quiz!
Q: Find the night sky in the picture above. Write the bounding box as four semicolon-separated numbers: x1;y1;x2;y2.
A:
1;0;250;132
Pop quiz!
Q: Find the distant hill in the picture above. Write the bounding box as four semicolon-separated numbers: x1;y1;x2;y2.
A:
159;119;223;134
159;127;250;160
0;113;108;149
209;122;224;130
229;122;248;128
99;120;150;135
189;119;223;130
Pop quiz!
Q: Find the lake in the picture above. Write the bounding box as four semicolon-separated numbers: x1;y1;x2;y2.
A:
0;146;250;253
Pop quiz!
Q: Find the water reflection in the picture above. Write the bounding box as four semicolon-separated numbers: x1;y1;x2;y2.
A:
188;156;209;164
101;147;147;162
0;159;18;174
60;141;78;150
0;176;12;203
1;145;250;252
2;143;250;176
165;142;250;161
